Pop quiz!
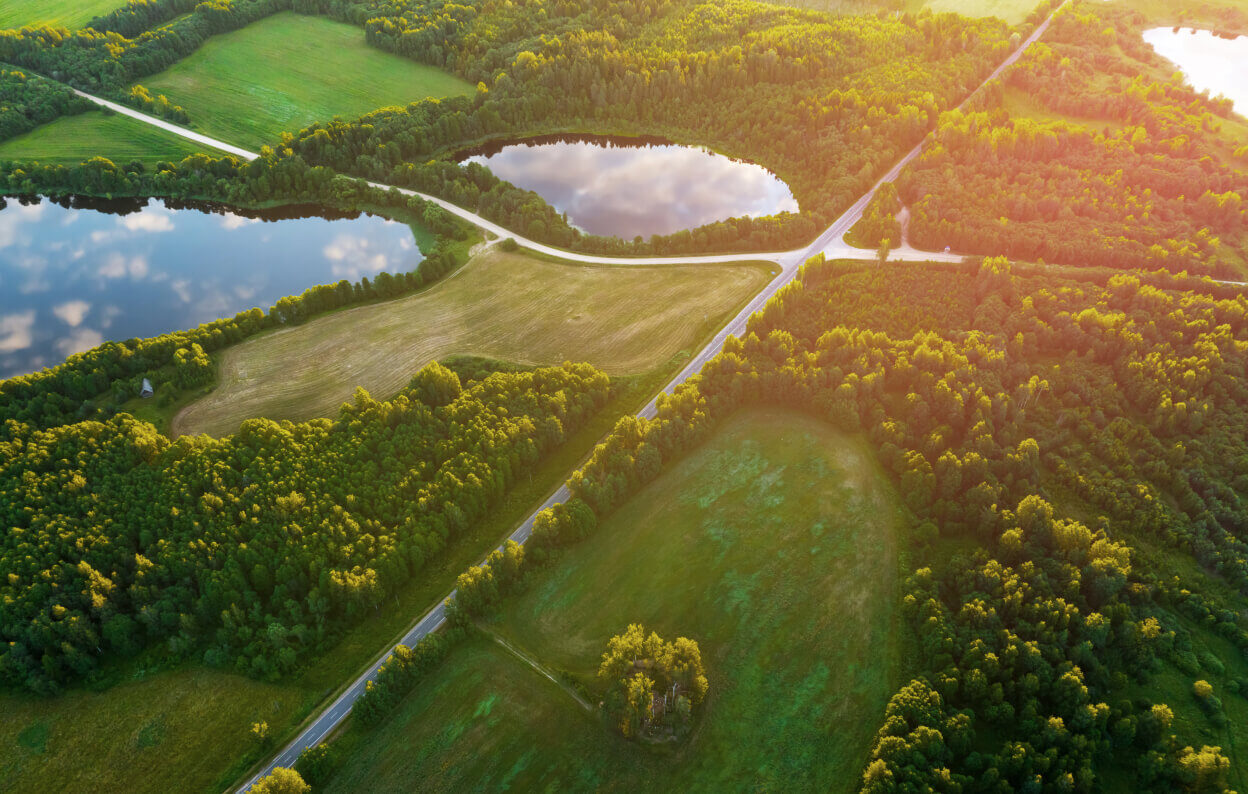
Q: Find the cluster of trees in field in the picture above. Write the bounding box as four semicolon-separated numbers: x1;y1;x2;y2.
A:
445;252;1248;789
128;83;189;123
0;360;612;692
898;3;1248;276
0;150;471;431
598;624;708;739
0;63;91;141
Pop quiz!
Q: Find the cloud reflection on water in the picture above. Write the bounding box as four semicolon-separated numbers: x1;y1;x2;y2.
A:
1;199;420;378
465;139;798;238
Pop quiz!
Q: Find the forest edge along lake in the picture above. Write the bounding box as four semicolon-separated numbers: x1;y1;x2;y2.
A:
0;195;427;379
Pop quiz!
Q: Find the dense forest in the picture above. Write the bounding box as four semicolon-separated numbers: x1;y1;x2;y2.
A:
442;253;1248;790
898;2;1248;277
0;361;611;692
0;151;471;432
0;0;1028;254
0;62;90;142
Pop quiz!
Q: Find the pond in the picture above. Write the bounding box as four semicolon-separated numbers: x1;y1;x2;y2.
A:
0;196;423;379
1142;27;1248;114
456;133;799;239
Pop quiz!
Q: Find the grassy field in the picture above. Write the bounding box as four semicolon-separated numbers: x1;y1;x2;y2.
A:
172;249;773;437
323;408;907;792
140;12;474;150
0;357;684;794
0;0;123;29
0;668;308;793
0;110;209;165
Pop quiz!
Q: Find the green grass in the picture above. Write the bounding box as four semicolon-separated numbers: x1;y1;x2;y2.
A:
0;0;124;29
1126;618;1248;792
0;110;209;165
323;408;907;792
140;12;475;150
172;249;774;437
0;668;309;792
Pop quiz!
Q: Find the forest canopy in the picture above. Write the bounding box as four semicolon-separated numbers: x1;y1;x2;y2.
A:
0;361;611;692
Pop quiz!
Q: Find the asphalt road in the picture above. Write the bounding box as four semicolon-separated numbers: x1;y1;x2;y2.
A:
55;8;1063;789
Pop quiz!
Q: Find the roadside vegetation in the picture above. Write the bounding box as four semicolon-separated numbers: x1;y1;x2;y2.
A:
321;409;905;792
139;12;474;150
172;250;773;437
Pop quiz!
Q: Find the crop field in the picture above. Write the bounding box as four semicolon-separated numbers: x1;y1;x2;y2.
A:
323;408;906;792
0;110;207;165
0;0;123;29
172;249;772;437
140;12;475;150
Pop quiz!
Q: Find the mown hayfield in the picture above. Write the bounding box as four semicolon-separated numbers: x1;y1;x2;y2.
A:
172;249;772;437
0;110;207;164
0;0;123;29
323;408;906;793
140;12;474;150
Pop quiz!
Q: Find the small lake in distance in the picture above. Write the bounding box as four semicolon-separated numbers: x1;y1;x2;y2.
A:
1142;27;1248;114
456;134;799;239
0;196;423;379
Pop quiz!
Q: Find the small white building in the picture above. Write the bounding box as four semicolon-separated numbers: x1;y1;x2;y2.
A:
140;378;154;399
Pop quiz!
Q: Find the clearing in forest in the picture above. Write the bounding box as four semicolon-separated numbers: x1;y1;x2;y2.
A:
322;408;906;793
172;249;772;437
138;12;475;150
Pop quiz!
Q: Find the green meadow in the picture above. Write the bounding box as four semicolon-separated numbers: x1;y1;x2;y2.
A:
325;408;907;792
140;12;475;150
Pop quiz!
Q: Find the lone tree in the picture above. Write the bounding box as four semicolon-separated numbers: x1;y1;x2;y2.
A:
598;623;708;740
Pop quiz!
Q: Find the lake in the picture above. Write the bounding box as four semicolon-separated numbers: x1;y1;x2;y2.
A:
0;196;423;379
456;134;799;239
1142;27;1248;114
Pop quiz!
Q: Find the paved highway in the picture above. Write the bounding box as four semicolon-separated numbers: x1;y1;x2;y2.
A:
53;8;1064;788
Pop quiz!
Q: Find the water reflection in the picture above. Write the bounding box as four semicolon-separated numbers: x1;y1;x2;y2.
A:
456;133;799;239
0;196;421;378
1142;27;1248;115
